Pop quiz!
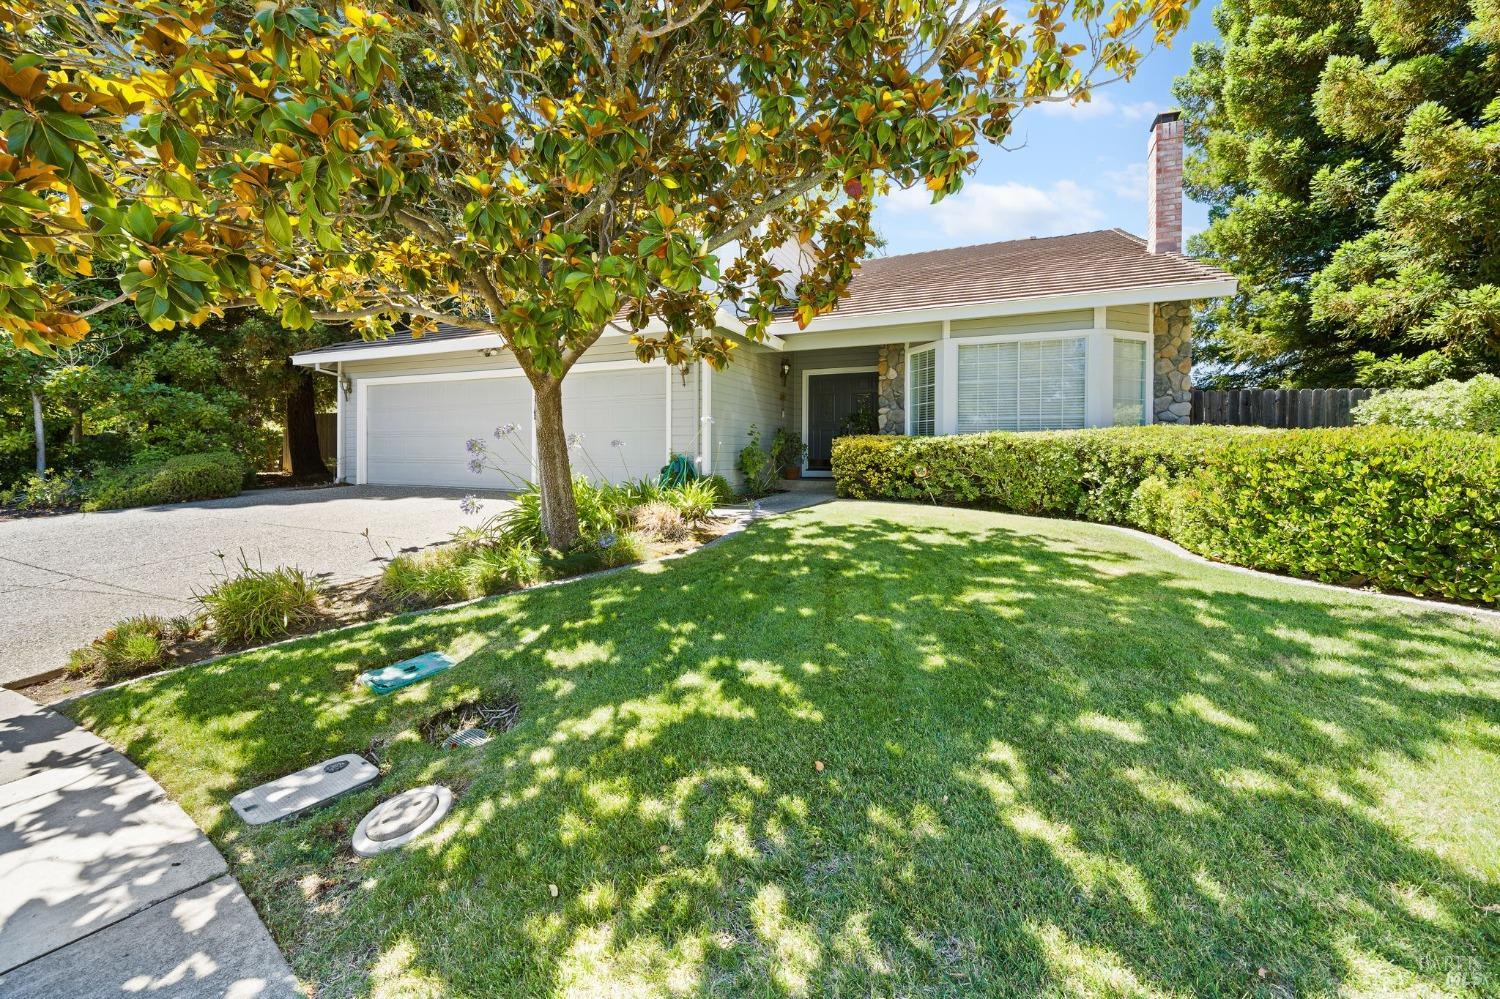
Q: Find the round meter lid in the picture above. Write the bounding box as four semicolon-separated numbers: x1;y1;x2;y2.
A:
352;785;452;856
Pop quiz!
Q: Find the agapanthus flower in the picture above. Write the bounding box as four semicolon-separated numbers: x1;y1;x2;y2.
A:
494;423;518;439
597;531;617;549
459;495;483;516
468;458;483;474
465;438;485;454
567;433;584;448
610;439;625;448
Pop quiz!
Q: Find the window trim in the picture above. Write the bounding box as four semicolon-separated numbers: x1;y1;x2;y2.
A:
905;342;939;437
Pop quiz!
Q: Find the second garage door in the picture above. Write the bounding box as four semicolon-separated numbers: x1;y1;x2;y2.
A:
562;367;668;484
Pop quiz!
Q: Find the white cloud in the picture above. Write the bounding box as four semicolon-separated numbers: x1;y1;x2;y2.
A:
1032;93;1163;122
882;179;1105;243
1100;162;1147;202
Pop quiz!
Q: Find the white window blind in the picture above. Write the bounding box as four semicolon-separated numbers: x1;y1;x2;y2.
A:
1112;338;1148;426
956;337;1087;433
909;348;936;436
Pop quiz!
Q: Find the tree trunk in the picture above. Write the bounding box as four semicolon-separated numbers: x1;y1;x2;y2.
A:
30;389;46;475
532;375;580;550
70;404;83;445
284;360;328;477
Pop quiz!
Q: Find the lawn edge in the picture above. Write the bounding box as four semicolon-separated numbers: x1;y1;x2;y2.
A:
48;501;827;710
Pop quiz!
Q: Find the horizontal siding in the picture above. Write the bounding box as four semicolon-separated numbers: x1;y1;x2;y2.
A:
709;351;784;485
1107;304;1150;333
949;309;1094;337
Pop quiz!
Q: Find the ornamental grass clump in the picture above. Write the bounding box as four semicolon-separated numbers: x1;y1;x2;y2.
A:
66;615;178;683
197;560;322;645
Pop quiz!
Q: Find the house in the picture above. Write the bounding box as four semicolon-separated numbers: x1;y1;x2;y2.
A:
292;112;1236;489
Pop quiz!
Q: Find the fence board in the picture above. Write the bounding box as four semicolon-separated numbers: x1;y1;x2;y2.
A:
1189;388;1373;429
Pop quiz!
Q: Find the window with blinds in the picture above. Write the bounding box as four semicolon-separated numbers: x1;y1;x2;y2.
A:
1112;338;1148;426
956;337;1087;433
908;348;936;435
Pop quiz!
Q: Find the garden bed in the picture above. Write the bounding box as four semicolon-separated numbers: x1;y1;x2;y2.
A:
23;516;736;705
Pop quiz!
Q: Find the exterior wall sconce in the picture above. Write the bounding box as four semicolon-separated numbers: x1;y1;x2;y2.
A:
780;359;792;383
339;375;353;398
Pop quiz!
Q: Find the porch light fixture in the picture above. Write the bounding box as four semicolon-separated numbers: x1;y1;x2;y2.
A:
339;374;353;398
780;359;792;383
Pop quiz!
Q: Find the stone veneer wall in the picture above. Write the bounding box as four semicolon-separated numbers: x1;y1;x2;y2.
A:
877;344;905;434
1153;301;1193;424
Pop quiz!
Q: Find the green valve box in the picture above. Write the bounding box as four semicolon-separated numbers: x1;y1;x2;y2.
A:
358;651;454;695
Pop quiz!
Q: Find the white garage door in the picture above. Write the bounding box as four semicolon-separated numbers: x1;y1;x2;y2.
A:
563;367;667;484
363;376;534;489
361;367;670;489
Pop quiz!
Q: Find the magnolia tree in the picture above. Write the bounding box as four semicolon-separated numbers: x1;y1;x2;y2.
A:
0;0;1191;545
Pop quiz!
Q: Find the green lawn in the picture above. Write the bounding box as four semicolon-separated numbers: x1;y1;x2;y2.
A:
69;501;1500;998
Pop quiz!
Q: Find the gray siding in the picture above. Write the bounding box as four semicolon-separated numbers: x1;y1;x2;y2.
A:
708;350;784;485
949;309;1094;337
1107;304;1151;333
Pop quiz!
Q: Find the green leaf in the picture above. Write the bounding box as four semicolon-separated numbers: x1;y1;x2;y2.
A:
264;202;293;249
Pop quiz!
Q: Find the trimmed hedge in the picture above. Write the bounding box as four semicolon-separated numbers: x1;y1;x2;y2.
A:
832;426;1500;605
82;451;247;511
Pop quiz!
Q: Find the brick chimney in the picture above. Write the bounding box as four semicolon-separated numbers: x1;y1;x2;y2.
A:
1146;110;1183;255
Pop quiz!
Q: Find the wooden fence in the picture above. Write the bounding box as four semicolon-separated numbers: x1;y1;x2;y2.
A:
1190;388;1374;429
280;412;338;471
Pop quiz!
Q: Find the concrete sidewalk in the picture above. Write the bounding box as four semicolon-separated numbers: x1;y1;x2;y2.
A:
0;689;300;997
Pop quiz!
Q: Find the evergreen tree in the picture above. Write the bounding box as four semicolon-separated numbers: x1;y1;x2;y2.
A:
1175;0;1499;386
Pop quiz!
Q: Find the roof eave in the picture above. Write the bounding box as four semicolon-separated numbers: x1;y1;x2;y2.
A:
768;278;1238;335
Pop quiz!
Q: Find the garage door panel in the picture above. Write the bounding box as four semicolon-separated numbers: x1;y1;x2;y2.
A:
364;378;533;488
562;369;667;484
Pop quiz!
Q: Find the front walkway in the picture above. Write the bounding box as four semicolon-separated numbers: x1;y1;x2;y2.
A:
0;689;300;997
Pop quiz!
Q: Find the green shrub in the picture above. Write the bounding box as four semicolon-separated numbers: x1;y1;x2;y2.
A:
495;476;627;549
1;471;86;512
379;547;471;607
82;451;246;511
197;562;322;644
666;478;719;523
381;540;548;608
702;474;736;505
66;615;179;682
1168;428;1500;604
833;426;1262;524
833;425;1500;605
1352;375;1500;433
548;530;647;575
737;424;777;498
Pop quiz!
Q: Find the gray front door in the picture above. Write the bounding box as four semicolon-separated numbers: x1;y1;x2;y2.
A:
806;371;878;471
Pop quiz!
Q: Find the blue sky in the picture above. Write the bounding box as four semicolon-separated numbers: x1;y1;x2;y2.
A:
871;6;1220;256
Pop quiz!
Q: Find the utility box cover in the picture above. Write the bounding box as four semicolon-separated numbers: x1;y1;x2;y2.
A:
358;652;455;695
230;754;379;826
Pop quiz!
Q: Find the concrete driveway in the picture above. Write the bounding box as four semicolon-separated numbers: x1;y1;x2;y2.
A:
0;485;513;687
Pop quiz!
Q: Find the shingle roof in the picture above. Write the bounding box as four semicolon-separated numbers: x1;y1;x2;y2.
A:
795;229;1232;321
295;229;1233;358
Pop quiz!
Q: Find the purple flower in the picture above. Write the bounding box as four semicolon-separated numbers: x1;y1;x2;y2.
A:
468;458;483;475
465;438;485;454
459;495;483;515
567;433;584;448
494;423;518;439
597;531;617;549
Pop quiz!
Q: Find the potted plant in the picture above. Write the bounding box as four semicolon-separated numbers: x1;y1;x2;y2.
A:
770;428;808;479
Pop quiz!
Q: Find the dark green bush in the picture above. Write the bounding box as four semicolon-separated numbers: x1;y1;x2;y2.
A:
833;426;1500;605
82;451;246;511
833;426;1262;523
1168;428;1500;605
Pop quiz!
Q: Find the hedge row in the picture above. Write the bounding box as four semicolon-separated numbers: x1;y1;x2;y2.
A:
82;451;248;511
832;426;1500;606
